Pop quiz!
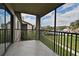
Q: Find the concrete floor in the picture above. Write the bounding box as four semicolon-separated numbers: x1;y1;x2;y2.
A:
5;40;57;56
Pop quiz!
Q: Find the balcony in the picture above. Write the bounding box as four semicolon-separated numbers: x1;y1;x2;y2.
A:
0;3;79;56
4;29;79;56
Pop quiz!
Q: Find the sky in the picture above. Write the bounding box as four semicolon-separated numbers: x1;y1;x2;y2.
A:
41;11;55;27
0;9;5;27
41;3;79;27
0;8;10;28
17;3;79;27
1;3;79;28
21;13;36;26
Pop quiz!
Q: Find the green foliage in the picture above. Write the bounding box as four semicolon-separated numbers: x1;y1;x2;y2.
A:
56;26;67;30
46;25;54;31
70;20;79;29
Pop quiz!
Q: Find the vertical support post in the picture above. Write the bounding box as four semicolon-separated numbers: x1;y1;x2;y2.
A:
32;25;33;31
14;12;22;41
26;24;27;40
11;14;14;43
54;9;56;52
36;15;40;40
21;22;22;40
4;9;6;52
13;15;17;42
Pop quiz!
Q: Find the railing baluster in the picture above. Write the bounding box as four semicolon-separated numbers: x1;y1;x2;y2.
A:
54;32;55;52
57;32;58;54
59;32;61;55
52;31;54;51
57;32;58;53
75;34;77;56
70;34;72;56
63;33;65;56
55;32;56;52
0;29;1;43
53;31;54;51
66;33;69;56
56;32;57;53
58;32;60;54
60;33;62;56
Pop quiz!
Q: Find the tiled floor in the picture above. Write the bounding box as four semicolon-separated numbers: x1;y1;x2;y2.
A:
5;40;57;56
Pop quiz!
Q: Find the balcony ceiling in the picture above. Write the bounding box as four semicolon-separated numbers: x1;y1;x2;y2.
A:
8;3;63;17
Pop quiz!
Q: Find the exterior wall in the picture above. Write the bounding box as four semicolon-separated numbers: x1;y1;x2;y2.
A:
27;24;32;29
21;23;33;30
14;16;21;42
5;4;21;42
6;23;11;29
21;24;27;29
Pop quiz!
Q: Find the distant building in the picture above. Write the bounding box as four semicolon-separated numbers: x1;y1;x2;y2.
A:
1;21;11;29
21;20;35;30
1;23;5;29
63;27;71;32
74;28;79;33
6;22;11;29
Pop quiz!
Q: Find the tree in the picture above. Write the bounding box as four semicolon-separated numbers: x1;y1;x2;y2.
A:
70;19;79;30
75;20;79;28
46;25;53;31
56;26;67;31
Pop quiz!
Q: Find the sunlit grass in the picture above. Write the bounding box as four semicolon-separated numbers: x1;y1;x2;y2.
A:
40;31;79;56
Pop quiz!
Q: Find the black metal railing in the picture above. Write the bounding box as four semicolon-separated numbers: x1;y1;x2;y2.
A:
0;29;11;55
20;29;79;56
40;30;79;56
21;29;36;41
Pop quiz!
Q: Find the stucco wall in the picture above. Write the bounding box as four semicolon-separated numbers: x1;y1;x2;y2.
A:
14;16;21;42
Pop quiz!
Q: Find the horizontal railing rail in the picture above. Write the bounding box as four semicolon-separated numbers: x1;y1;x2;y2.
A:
40;30;79;35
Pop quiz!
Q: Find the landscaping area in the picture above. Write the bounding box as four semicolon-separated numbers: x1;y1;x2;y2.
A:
40;31;79;56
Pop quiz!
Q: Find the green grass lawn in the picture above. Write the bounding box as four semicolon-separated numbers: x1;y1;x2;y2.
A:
0;30;11;43
40;31;79;56
0;30;5;43
21;30;36;40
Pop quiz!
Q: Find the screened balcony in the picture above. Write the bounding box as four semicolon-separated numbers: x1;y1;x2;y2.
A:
0;3;79;56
